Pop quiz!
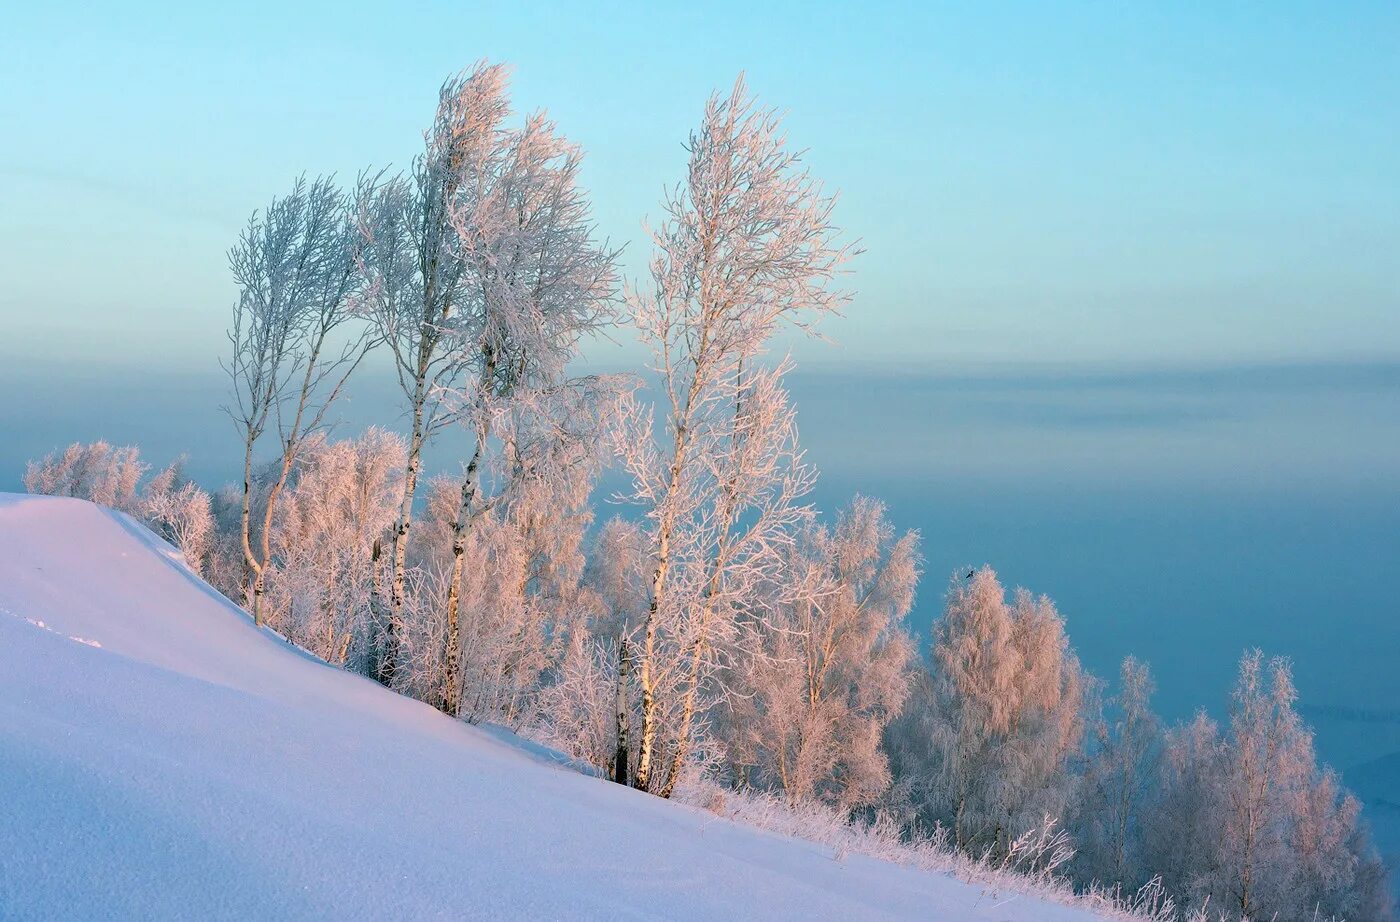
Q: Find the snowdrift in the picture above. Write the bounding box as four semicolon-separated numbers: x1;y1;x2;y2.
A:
0;494;1104;920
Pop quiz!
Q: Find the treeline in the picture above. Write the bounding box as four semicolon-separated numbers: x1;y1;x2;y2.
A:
23;62;1392;921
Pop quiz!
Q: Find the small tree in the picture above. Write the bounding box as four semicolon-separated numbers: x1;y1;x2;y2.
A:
908;568;1086;855
141;460;215;574
1069;656;1163;892
1138;652;1395;920
1221;650;1301;917
261;429;405;667
1139;709;1226;909
1213;651;1390;920
532;517;650;781
727;496;920;808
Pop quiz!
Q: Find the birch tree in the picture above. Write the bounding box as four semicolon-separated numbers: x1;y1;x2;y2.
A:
1069;656;1163;892
225;175;367;626
1141;710;1224;908
618;76;853;796
434;98;620;714
356;62;618;690
1219;650;1300;917
1136;651;1394;920
354;64;509;683
1209;651;1388;920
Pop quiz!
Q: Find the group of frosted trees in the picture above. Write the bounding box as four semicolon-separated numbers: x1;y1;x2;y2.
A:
24;442;214;572
22;62;1392;921
1102;653;1392;921
882;569;1392;920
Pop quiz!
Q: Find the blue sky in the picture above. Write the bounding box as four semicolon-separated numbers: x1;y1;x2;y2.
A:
2;1;1397;371
3;2;1400;773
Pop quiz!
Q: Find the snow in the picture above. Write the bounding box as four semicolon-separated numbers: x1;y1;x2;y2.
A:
0;493;1106;921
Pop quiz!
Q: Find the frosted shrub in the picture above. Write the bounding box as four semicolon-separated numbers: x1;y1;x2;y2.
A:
668;776;1206;922
533;635;621;775
140;461;214;573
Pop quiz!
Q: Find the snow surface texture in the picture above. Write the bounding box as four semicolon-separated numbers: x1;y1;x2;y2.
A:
0;494;1105;921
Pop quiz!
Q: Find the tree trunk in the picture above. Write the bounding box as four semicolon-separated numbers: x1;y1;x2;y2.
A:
660;635;706;799
376;389;426;689
441;440;486;715
364;537;386;679
633;556;667;792
441;356;495;714
613;636;631;785
239;441;267;627
251;570;267;627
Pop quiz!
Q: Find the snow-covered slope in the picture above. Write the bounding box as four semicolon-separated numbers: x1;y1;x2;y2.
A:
0;494;1104;921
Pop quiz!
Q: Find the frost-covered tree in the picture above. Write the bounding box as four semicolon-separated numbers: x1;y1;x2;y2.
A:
582;517;651;645
533;517;650;781
1137;709;1225;910
1220;650;1306;917
619;76;853;797
24;441;146;512
25;443;213;573
225;175;367;626
260;429;404;667
203;484;250;600
452;388;620;715
395;387;614;720
354;65;508;681
356;62;618;695
534;626;621;774
660;368;819;798
1138;651;1393;921
895;568;1086;855
1069;656;1163;893
726;497;919;808
140;460;215;574
435;91;619;683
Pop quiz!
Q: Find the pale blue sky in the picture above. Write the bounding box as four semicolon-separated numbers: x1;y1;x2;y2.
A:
2;1;1398;371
